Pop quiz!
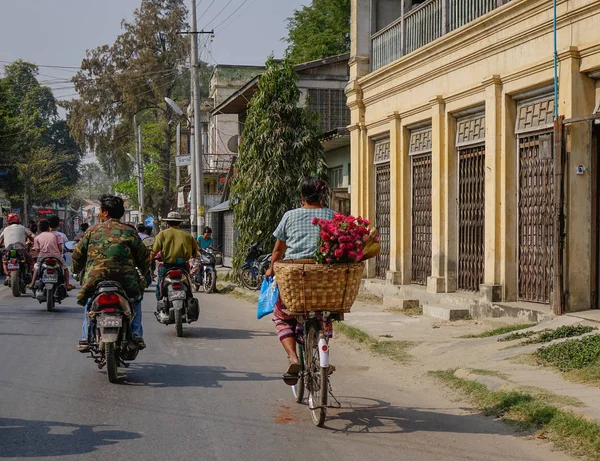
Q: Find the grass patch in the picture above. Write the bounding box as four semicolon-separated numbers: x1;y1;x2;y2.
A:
461;323;536;339
401;306;423;316
430;369;600;460
216;282;259;304
356;292;383;304
499;325;596;345
335;321;413;363
468;368;509;379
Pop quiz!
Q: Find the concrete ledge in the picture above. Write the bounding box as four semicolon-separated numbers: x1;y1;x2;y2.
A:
423;304;470;321
427;276;445;293
383;296;420;310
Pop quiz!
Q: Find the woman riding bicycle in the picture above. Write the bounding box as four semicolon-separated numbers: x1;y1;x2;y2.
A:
264;176;335;385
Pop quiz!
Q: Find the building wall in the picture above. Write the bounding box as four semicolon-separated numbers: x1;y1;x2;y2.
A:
348;0;600;312
326;146;351;188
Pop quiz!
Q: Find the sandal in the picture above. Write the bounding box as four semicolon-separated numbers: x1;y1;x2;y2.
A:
282;362;301;386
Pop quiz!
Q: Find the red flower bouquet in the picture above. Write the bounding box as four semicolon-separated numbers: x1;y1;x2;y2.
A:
313;213;380;264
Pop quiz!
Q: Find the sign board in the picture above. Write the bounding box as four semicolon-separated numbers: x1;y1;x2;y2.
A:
177;192;185;209
38;209;52;215
175;155;192;167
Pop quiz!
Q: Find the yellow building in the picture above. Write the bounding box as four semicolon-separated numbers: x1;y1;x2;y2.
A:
348;0;600;315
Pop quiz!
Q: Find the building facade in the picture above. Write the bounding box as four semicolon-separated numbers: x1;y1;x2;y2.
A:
348;0;600;313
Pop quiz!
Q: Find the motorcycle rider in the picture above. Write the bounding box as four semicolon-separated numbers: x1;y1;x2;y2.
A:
46;215;74;291
0;213;34;285
72;195;150;350
74;223;89;243
150;211;198;301
28;219;70;293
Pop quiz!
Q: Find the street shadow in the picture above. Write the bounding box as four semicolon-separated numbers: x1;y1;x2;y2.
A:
182;327;276;340
320;396;527;437
0;332;46;337
0;417;141;458
122;362;281;388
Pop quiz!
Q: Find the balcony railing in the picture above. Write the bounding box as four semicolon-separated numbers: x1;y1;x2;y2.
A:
371;0;510;71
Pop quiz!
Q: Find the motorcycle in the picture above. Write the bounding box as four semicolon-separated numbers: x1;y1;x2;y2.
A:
81;280;141;383
239;241;271;291
155;265;199;337
3;245;31;297
191;248;217;293
33;257;67;311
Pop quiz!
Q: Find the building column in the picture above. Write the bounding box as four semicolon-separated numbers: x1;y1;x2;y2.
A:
387;112;402;284
350;0;371;81
349;123;362;217
559;47;596;312
428;97;446;293
444;112;457;293
362;123;377;278
500;92;518;302
481;76;503;303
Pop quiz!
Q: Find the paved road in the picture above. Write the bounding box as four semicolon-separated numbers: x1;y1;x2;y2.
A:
0;279;574;461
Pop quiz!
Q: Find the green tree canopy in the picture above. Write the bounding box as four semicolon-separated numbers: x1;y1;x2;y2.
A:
0;60;82;205
284;0;351;64
230;58;326;270
65;0;190;217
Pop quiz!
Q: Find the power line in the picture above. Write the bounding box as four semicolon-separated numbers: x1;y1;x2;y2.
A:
216;0;256;31
203;0;235;28
197;0;217;23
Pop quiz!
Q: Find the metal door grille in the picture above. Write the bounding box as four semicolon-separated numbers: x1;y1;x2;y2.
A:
458;146;485;291
411;155;432;285
375;163;391;279
518;133;554;303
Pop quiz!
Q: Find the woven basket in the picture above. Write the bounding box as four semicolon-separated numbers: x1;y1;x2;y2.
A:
274;259;365;314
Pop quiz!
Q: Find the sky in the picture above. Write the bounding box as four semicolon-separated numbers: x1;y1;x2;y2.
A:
0;0;308;102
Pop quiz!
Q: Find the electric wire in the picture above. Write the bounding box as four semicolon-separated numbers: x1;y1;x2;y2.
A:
202;0;235;28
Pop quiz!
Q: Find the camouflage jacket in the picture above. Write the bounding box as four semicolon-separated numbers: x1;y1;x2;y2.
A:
72;219;150;306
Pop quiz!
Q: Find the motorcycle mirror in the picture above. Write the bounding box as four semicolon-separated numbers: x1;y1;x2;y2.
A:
64;241;76;251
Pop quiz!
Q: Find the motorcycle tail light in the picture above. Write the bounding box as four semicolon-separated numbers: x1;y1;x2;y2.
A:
102;307;117;313
46;269;55;274
97;293;120;306
171;283;182;290
168;269;182;278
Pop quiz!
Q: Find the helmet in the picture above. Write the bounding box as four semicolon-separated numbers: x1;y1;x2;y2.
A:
7;213;19;224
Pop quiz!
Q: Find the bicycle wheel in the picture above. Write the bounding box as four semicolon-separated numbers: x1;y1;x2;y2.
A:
291;344;305;404
306;322;327;427
239;267;258;290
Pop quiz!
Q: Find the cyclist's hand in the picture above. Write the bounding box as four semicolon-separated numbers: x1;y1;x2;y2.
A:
265;267;274;279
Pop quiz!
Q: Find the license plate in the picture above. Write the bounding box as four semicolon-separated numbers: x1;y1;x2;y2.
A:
97;315;122;328
7;264;19;270
42;274;58;283
168;290;187;300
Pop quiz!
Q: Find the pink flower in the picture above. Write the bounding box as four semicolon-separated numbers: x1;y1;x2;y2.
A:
326;257;333;263
348;251;357;260
334;249;343;258
312;217;318;225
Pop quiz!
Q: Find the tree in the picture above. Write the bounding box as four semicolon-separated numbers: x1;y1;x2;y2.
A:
65;0;189;217
230;58;326;271
77;163;113;200
284;0;351;64
0;60;82;204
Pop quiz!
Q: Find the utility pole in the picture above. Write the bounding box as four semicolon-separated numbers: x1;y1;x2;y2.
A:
138;125;145;223
133;115;141;223
190;0;211;236
176;123;181;187
189;69;197;238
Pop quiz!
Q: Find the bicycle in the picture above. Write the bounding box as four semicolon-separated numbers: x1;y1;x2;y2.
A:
290;310;342;427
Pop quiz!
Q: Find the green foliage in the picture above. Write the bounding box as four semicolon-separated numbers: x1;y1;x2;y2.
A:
65;0;191;216
500;325;596;345
461;323;537;339
536;334;600;371
0;60;82;204
77;163;113;201
431;369;600;460
230;58;326;270
285;0;351;64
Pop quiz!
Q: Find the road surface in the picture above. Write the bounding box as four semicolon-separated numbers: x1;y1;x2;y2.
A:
0;280;574;461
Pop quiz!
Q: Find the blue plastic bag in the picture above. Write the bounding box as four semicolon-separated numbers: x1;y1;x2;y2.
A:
257;277;278;320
